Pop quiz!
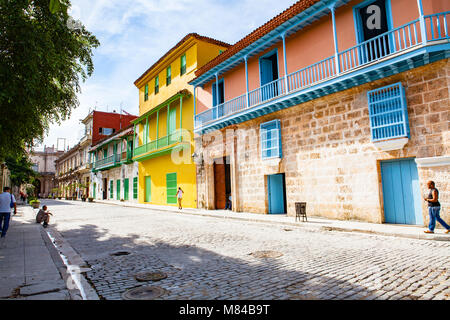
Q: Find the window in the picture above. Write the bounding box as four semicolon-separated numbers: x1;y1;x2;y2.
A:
144;83;149;101
260;120;282;159
166;173;177;204
367;82;410;142
133;177;138;200
99;128;114;136
180;54;186;76
154;76;159;94
166;66;171;86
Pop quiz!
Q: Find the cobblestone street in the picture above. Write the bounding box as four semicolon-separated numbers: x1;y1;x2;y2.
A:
43;200;450;300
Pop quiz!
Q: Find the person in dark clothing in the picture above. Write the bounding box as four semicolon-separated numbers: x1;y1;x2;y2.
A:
424;181;450;234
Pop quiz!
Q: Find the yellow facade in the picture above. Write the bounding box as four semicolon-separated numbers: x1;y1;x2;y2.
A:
133;35;228;208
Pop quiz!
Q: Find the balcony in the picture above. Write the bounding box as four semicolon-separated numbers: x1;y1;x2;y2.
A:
133;129;190;162
194;12;450;133
93;154;121;171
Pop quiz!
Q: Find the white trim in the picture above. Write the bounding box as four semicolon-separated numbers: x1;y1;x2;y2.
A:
373;137;408;151
415;156;450;167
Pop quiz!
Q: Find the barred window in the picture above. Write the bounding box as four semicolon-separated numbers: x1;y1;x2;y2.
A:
367;82;410;142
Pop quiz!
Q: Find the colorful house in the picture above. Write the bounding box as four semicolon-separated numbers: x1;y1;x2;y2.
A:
190;0;449;226
90;124;138;202
132;33;230;208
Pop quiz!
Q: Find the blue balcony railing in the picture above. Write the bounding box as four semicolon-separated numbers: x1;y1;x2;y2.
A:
194;11;449;130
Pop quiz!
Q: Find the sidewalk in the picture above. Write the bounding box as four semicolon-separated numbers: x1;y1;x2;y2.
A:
0;205;82;300
93;199;450;242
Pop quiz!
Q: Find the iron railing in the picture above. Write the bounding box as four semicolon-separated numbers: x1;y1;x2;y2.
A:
133;129;186;158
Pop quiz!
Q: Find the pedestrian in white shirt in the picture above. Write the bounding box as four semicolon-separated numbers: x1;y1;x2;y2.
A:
177;187;184;210
0;187;16;244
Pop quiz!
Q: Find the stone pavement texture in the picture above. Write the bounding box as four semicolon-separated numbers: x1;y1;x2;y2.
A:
0;205;81;300
40;199;450;301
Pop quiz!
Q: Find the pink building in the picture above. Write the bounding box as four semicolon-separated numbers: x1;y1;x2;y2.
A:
191;0;450;227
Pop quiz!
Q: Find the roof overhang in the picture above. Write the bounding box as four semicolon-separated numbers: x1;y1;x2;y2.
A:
189;0;350;87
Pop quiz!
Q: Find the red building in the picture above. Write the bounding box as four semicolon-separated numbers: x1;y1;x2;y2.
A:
82;110;138;145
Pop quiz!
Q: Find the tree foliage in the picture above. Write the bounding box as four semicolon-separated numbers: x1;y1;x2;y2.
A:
5;155;37;186
0;0;100;160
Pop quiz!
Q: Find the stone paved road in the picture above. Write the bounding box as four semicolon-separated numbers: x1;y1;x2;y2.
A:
42;200;450;300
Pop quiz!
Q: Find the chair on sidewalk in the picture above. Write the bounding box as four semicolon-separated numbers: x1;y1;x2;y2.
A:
295;202;307;222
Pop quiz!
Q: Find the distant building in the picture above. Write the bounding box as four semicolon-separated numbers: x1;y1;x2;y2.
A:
30;145;64;198
55;110;137;199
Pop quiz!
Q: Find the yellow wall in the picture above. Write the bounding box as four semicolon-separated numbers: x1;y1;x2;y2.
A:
138;151;197;208
135;36;227;207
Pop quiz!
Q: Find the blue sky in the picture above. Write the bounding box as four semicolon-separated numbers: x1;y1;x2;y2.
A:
38;0;297;151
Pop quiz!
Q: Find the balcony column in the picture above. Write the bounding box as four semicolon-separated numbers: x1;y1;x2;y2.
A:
329;3;340;75
193;85;197;127
156;110;159;149
281;32;289;93
244;55;249;107
417;0;427;44
179;96;183;142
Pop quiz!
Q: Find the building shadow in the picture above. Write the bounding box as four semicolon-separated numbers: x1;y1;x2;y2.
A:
53;223;382;301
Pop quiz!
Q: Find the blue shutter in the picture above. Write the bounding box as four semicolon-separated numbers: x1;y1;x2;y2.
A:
367;82;410;142
260;120;281;159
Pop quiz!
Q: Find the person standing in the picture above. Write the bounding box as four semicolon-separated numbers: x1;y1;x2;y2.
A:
424;181;450;234
0;187;17;245
177;187;184;210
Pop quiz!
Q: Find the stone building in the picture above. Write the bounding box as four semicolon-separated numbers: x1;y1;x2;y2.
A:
30;145;64;198
190;0;450;226
0;163;11;192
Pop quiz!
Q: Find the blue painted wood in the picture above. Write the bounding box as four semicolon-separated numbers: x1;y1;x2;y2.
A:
381;159;422;225
268;174;285;214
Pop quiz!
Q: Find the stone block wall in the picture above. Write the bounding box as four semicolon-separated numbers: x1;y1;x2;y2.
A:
196;59;449;225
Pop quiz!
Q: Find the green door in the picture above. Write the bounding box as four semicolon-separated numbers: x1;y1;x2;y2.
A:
93;183;96;198
133;177;138;200
166;173;177;204
124;178;129;200
110;180;113;199
145;176;151;202
116;180;121;200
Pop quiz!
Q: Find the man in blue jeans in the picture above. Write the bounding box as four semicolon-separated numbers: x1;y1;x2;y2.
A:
424;181;450;234
0;187;17;246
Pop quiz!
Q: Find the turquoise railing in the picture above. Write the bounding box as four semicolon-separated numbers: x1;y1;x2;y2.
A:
133;129;186;158
94;154;121;170
194;11;449;129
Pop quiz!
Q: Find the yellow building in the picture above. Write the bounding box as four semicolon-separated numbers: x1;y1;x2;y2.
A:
132;33;230;208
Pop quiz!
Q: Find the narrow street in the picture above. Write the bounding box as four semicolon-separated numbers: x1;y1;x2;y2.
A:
42;199;450;300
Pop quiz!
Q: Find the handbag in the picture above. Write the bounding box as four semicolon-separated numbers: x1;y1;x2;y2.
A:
10;193;14;208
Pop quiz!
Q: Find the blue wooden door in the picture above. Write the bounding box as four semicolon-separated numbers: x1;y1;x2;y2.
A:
260;58;274;102
381;159;423;225
268;174;286;214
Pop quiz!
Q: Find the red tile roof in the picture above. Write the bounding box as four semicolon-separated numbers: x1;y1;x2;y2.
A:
194;0;321;78
134;33;231;86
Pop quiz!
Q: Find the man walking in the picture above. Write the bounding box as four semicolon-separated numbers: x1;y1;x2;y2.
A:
424;181;450;234
0;187;17;246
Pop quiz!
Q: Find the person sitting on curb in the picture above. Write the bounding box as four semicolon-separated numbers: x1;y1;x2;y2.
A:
424;181;450;234
36;205;53;228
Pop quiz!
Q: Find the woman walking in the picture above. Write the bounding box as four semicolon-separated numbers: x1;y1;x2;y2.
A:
177;187;184;210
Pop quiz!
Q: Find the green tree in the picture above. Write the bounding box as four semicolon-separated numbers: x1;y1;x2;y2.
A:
5;155;37;187
0;0;100;160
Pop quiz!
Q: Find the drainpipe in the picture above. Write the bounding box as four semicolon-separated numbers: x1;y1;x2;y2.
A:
417;0;427;44
244;55;250;107
329;3;340;75
281;32;289;93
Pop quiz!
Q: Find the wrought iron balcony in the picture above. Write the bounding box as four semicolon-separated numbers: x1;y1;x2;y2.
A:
93;154;121;171
194;12;449;133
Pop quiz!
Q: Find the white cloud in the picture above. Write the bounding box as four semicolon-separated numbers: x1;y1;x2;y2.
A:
38;0;297;151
